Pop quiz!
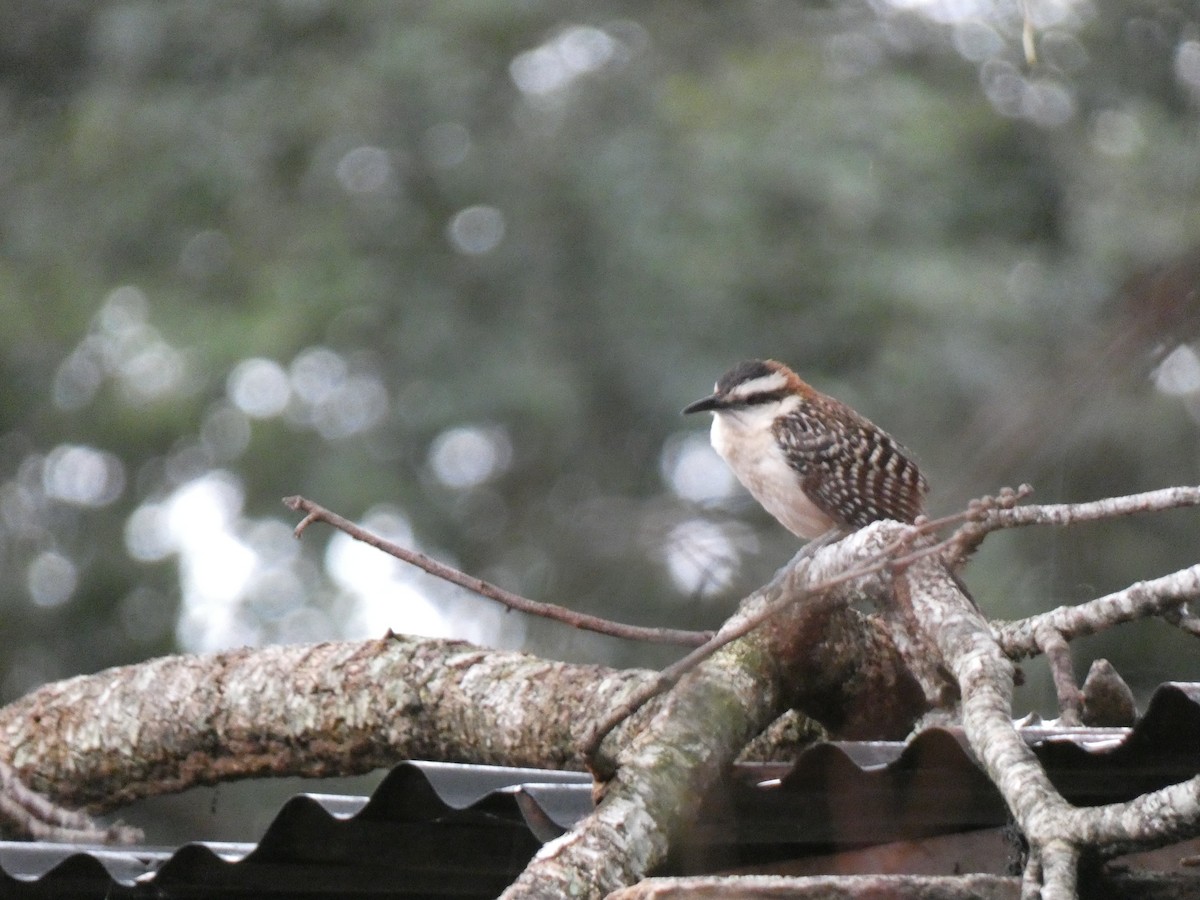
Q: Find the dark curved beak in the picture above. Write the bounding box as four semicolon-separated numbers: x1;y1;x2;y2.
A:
682;394;721;415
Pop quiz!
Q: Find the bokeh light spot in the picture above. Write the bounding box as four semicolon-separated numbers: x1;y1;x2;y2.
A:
1154;345;1200;396
447;205;506;255
98;285;149;333
43;444;126;507
428;425;513;489
660;432;738;504
179;229;233;280
200;403;252;460
662;519;747;598
312;375;389;439
27;551;77;608
125;502;172;562
1175;40;1200;95
227;358;291;418
52;349;104;411
53;286;190;410
289;346;347;404
117;338;186;401
335;145;393;194
1091;109;1145;157
510;26;619;95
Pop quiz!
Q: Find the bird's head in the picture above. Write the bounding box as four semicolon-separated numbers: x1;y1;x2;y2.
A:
682;359;806;422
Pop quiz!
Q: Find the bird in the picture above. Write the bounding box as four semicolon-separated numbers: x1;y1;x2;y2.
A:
683;359;928;541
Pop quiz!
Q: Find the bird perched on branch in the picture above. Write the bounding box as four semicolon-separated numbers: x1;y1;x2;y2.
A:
683;359;928;541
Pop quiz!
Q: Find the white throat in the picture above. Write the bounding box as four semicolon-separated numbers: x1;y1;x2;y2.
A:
707;398;835;540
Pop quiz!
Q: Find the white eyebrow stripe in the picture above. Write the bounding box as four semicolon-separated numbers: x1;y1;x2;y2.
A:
727;371;788;400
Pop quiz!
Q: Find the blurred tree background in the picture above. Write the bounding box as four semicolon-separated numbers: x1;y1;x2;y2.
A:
2;0;1200;835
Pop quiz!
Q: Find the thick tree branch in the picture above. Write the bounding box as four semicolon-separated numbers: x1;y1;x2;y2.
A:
582;532;933;763
502;524;933;899
0;601;923;819
0;636;642;812
607;874;1019;898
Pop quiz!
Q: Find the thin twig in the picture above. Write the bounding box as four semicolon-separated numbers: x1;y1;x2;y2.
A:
1021;0;1038;67
938;484;1035;567
283;496;710;647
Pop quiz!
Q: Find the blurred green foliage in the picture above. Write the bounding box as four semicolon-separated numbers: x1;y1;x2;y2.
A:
2;0;1200;731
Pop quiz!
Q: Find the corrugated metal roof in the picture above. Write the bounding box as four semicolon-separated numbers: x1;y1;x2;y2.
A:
0;764;594;898
3;683;1200;896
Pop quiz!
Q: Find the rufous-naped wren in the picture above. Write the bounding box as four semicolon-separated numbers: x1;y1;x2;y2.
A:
684;359;927;540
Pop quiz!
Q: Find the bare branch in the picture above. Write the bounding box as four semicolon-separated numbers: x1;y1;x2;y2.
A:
1033;623;1082;725
996;564;1200;658
1067;774;1200;853
959;486;1200;545
283;495;708;647
607;873;1019;898
922;484;1033;568
938;486;1200;571
902;529;1200;896
898;556;1083;898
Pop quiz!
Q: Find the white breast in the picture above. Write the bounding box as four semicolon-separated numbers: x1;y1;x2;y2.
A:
709;407;835;540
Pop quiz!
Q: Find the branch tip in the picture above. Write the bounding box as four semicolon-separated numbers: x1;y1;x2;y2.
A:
293;511;319;538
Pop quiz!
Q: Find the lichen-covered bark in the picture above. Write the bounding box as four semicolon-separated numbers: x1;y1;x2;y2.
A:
0;635;645;811
607;873;1020;899
500;526;928;900
903;553;1200;898
0;584;925;818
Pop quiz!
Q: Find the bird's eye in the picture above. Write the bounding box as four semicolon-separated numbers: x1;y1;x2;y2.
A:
734;389;785;407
